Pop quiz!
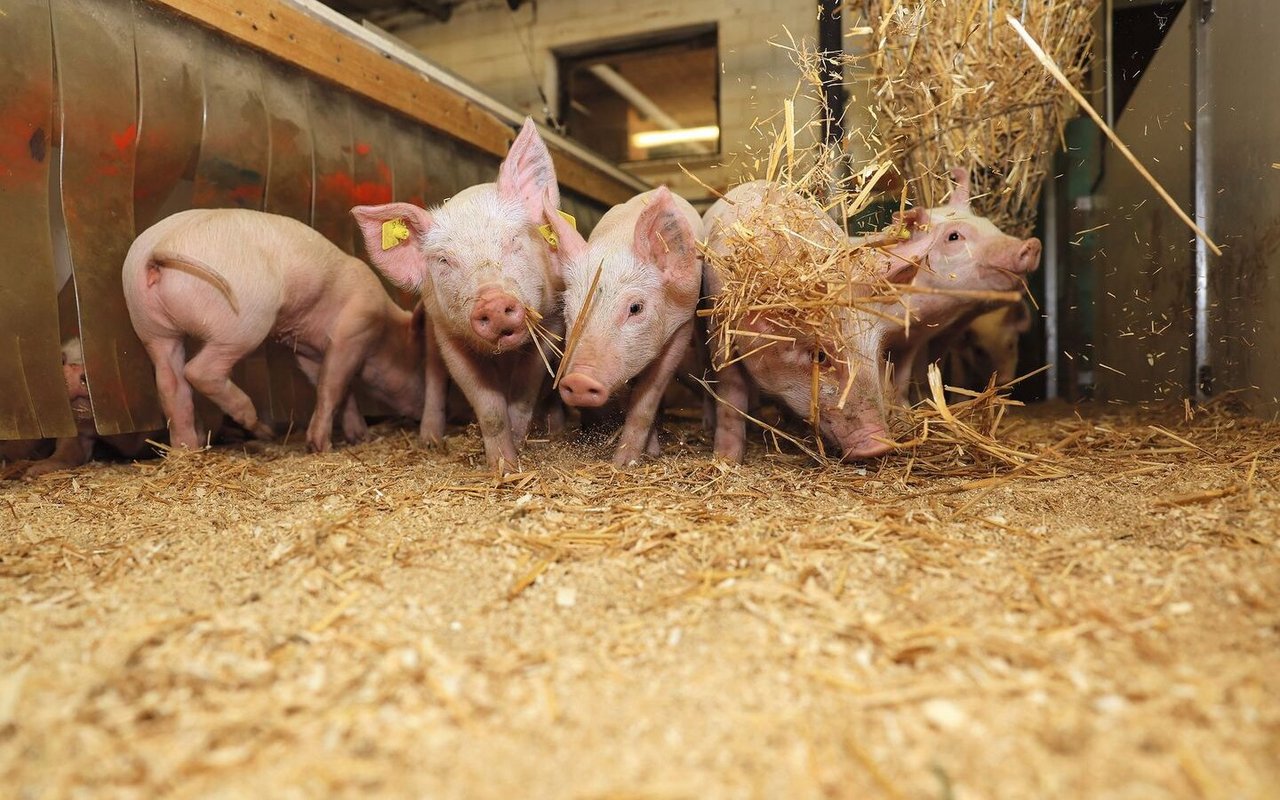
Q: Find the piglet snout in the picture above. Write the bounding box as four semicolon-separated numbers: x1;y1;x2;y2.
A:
1015;238;1042;274
559;372;609;407
470;292;527;348
840;425;893;459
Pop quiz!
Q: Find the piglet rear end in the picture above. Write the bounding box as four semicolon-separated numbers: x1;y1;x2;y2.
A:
122;209;429;452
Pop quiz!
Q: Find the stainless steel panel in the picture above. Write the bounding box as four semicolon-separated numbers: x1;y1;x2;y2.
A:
453;139;495;193
263;67;315;224
52;0;160;435
0;0;75;439
422;135;466;204
389;114;429;210
308;80;356;254
1092;4;1194;402
350;103;398;298
132;1;203;232
192;35;275;426
193;39;268;211
1204;0;1280;408
262;61;317;427
348;102;397;416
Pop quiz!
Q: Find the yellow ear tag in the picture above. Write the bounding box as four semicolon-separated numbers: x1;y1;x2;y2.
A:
538;210;577;250
381;218;410;250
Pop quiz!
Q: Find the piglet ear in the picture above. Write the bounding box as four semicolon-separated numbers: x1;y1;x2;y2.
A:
633;187;699;292
497;117;561;223
948;167;971;207
891;206;928;231
351;202;433;291
542;195;587;279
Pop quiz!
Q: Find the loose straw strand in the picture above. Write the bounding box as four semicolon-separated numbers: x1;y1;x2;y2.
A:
1006;13;1223;256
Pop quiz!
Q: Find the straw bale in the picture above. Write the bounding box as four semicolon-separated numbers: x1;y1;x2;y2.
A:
866;0;1100;237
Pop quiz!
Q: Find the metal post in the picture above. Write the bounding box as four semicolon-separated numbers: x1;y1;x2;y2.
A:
818;0;845;147
1192;0;1214;399
1104;0;1115;129
1043;167;1061;399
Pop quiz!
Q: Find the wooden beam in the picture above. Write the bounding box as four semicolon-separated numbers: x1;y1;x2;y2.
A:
149;0;638;206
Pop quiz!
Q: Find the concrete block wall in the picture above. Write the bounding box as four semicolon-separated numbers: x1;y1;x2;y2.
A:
397;0;850;205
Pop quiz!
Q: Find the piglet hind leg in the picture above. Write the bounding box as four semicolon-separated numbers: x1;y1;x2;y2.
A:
613;323;693;469
21;434;92;479
711;358;751;463
340;394;369;445
144;337;200;449
436;332;520;474
183;342;274;443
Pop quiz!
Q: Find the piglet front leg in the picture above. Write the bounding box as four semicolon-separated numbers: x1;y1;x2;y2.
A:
22;431;94;479
507;313;561;445
306;324;376;453
419;325;449;449
612;321;693;468
506;349;556;449
436;327;520;473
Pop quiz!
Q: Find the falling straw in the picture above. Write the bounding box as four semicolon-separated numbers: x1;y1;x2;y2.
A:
1006;14;1223;257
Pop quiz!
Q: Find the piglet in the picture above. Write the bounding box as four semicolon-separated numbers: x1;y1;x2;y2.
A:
122;209;427;452
701;181;918;463
352;118;567;473
858;169;1041;399
542;186;701;467
939;300;1032;391
2;339;155;479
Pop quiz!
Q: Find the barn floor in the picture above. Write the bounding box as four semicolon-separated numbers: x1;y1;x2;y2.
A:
1;400;1277;799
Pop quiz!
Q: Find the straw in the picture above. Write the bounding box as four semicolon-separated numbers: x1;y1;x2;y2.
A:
1006;13;1223;256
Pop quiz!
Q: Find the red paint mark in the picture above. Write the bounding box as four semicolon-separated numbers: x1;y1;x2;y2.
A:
94;123;136;180
354;142;371;156
318;162;393;207
112;123;137;153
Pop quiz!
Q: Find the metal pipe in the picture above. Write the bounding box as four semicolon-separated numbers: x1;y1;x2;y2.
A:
818;0;845;146
1105;0;1115;129
1192;0;1214;399
1043;166;1061;399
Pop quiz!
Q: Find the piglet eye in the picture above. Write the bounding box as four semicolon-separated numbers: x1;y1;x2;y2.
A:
80;375;88;386
947;231;962;242
814;350;828;365
629;302;644;316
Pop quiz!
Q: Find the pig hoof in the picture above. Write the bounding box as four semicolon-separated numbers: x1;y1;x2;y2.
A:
712;445;745;464
490;456;520;477
343;428;370;445
21;462;65;479
307;436;333;454
252;422;276;442
612;452;642;469
420;434;447;452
